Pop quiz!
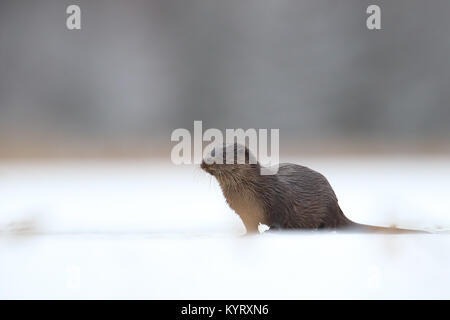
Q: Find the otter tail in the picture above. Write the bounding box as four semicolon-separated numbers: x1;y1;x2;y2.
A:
337;207;428;234
352;223;427;234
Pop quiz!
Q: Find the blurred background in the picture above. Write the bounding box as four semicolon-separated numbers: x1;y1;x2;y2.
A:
1;0;450;299
1;0;450;157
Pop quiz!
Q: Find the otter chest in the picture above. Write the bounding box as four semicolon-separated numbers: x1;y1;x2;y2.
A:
221;189;267;232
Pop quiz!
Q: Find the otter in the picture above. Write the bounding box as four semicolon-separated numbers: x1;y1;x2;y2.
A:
201;143;423;234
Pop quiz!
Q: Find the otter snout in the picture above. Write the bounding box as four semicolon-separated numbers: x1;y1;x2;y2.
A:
200;159;216;174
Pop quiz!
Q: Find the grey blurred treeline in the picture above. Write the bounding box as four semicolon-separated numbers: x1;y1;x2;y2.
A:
0;0;450;155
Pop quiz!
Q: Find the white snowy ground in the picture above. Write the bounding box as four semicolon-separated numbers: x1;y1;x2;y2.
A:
0;156;450;299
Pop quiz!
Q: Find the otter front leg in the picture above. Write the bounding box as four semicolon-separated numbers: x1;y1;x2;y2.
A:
221;189;268;234
239;217;260;233
233;205;268;234
226;199;268;233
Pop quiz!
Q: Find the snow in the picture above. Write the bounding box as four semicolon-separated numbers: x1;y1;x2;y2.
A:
1;156;450;299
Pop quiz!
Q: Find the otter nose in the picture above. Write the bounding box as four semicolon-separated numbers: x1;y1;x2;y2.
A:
201;159;213;170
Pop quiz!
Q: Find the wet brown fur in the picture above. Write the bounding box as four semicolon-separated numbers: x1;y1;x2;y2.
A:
201;143;423;234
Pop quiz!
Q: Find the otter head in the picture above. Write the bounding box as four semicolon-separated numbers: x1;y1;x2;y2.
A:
200;143;260;187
